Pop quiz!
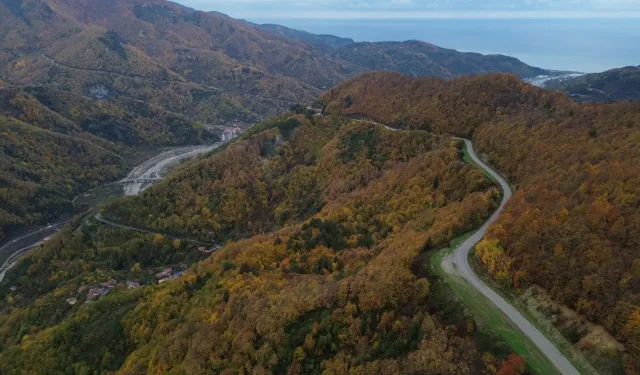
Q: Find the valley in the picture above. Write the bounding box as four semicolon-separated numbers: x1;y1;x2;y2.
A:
120;143;224;196
0;1;638;374
0;140;227;283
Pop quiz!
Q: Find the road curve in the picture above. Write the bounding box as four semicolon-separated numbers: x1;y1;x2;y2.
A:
123;144;222;196
0;243;43;282
445;138;581;375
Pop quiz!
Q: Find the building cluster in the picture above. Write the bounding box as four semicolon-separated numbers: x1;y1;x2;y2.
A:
71;278;141;305
63;266;188;305
221;126;241;142
155;267;185;283
198;245;221;254
85;279;117;303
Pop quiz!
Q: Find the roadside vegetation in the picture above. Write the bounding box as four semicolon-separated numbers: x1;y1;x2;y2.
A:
430;238;561;375
322;72;640;374
0;114;524;374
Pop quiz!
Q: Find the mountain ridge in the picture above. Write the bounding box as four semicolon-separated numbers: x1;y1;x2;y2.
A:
1;0;551;122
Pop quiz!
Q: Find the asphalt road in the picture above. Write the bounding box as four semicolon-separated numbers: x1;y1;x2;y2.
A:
0;242;43;282
1;143;223;281
123;143;222;196
443;138;581;375
0;221;70;281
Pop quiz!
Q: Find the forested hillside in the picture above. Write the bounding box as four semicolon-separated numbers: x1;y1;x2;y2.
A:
321;72;640;374
0;86;215;242
546;66;640;102
0;113;531;374
0;0;549;126
0;0;553;240
332;41;547;79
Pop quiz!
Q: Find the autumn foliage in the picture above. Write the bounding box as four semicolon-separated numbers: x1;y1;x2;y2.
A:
0;113;510;373
0;86;215;241
322;71;640;373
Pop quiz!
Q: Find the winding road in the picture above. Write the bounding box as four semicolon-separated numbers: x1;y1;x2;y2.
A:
443;138;580;375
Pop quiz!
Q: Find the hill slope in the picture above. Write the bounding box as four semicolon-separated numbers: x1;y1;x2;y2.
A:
0;113;529;374
0;0;549;125
546;66;640;102
333;41;547;79
0;85;216;241
321;72;640;374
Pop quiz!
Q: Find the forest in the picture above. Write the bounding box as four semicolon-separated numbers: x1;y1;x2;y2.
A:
321;71;640;374
0;86;216;242
0;113;528;374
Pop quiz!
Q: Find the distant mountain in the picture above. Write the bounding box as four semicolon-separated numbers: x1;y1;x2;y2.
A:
257;24;355;50
546;66;640;102
0;0;549;124
168;0;195;14
332;41;548;79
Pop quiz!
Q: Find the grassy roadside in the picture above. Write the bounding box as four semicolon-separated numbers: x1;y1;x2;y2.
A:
430;235;562;375
468;252;602;375
451;139;600;375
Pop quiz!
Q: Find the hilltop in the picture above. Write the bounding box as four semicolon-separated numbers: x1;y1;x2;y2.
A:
0;112;519;374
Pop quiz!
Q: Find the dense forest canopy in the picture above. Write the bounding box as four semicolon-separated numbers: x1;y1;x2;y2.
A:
321;71;640;374
0;113;529;374
0;0;554;243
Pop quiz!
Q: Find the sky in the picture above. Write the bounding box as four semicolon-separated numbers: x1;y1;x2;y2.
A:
176;0;640;19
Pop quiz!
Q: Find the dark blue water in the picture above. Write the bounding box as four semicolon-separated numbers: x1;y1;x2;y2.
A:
250;18;640;73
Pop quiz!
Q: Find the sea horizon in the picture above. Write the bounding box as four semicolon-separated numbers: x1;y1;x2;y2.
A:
248;18;640;73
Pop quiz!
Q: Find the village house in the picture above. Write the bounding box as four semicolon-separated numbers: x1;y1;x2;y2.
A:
86;288;104;302
198;246;215;253
199;245;222;253
157;270;186;284
155;268;172;279
101;279;117;288
85;279;118;303
126;280;140;289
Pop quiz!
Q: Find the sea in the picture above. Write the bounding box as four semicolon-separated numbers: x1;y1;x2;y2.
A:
250;18;640;73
